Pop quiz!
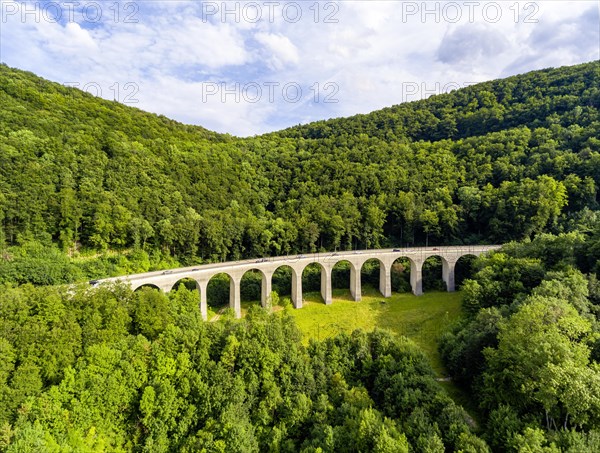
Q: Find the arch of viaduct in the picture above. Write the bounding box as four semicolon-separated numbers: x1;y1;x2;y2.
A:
95;246;501;320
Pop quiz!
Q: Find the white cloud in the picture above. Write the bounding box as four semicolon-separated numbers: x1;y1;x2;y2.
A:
0;0;597;136
44;22;98;53
151;18;250;69
137;75;278;137
255;32;299;70
437;24;510;64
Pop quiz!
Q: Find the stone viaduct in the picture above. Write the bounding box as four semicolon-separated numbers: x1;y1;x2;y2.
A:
95;245;501;320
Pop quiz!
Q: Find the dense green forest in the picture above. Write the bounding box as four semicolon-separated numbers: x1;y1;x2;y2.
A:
441;230;600;451
0;284;488;451
4;232;600;451
2;61;600;451
1;62;599;277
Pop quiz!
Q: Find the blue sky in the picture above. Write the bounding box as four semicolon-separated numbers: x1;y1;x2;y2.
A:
1;1;598;136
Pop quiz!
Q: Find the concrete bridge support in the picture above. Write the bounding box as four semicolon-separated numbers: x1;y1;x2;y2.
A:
198;280;208;321
379;262;392;297
158;283;174;293
350;264;361;301
291;267;303;309
321;265;332;305
230;276;241;318
442;259;456;292
410;260;423;296
261;271;272;308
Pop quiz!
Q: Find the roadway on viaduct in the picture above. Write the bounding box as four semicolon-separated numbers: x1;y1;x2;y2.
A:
95;245;502;320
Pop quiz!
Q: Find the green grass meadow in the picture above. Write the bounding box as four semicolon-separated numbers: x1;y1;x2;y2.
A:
281;287;481;423
225;287;464;375
235;287;481;422
285;287;464;375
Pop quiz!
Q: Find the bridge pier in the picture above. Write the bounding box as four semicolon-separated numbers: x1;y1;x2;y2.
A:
321;265;332;304
410;260;423;296
379;263;392;297
158;283;174;293
230;277;241;318
261;272;272;309
198;280;208;321
291;268;303;308
350;264;361;301
442;259;456;292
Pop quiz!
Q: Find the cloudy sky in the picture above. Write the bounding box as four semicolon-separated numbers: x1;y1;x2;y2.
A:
1;0;598;136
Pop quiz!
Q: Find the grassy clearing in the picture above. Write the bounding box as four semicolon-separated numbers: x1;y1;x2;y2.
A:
285;286;482;425
287;286;463;375
209;287;480;423
210;287;464;374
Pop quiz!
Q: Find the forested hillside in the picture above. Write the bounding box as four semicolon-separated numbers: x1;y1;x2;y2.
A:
440;231;600;451
277;64;600;143
0;284;488;451
2;62;600;452
1;62;599;279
